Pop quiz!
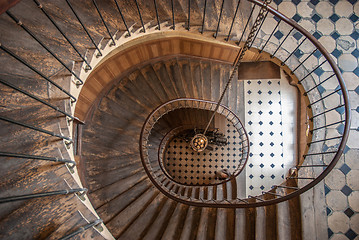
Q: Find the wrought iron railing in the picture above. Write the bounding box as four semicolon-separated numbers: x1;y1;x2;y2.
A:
141;98;249;186
0;0;350;222
140;98;250;204
135;0;350;207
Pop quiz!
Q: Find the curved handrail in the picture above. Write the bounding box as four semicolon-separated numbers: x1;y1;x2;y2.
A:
153;100;249;186
246;0;351;203
140;98;250;203
139;0;350;208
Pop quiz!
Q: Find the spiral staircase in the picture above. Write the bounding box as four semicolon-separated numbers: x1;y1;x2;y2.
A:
0;0;351;239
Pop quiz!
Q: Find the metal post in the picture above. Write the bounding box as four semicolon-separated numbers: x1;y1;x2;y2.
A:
114;0;131;37
0;188;86;204
0;79;75;120
92;0;116;46
187;0;191;30
259;19;281;53
310;104;344;120
271;27;294;57
33;0;91;70
308;88;341;107
59;219;103;240
299;60;327;82
291;49;318;73
214;0;225;38
154;0;161;30
281;37;306;65
225;0;241;41
0;116;73;143
201;0;207;34
308;136;342;145
171;0;175;30
249;11;269;48
0;44;77;102
310;120;345;133
304;73;335;95
237;5;255;45
6;11;84;85
0;151;76;164
65;0;103;57
134;0;145;33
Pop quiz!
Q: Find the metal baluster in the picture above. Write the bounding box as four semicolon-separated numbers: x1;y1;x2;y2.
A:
0;152;76;165
299;60;327;83
310;120;345;133
271;27;294;58
201;0;207;34
154;0;161;30
262;191;281;197
0;44;77;102
0;188;86;204
92;0;116;46
114;0;131;37
308;136;342;145
214;0;225;38
225;0;241;41
273;185;298;190
249;11;269;48
33;0;91;70
281;37;306;66
171;0;175;30
287;177;315;179
249;195;265;201
6;11;84;85
0;79;75;120
259;19;281;53
296;165;328;168
237;5;255;45
0;116;73;143
187;0;191;30
291;49;318;74
308;88;341;107
65;0;103;57
134;0;145;33
59;219;103;240
310;104;345;120
304;73;335;95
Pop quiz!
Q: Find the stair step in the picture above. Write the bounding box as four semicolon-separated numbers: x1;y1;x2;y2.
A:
87;161;144;191
96;178;152;223
255;207;266;240
90;170;147;207
119;194;168;240
105;187;159;238
161;203;189;240
235;208;246;240
142;198;178;240
0;193;87;239
164;59;188;98
152;62;179;100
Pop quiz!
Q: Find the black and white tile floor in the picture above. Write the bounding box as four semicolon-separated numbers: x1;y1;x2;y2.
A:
163;116;245;185
271;1;359;239
244;71;298;196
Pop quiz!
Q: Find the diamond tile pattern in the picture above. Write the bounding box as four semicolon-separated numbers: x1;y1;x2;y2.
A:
244;77;297;196
264;1;359;239
341;185;353;196
163;117;244;185
344;207;355;218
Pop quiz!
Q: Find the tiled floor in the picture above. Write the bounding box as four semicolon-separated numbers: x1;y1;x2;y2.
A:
272;1;359;239
244;71;298;196
163;114;246;185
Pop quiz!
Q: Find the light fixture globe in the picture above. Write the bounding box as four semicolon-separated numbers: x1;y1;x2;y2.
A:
190;134;208;152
